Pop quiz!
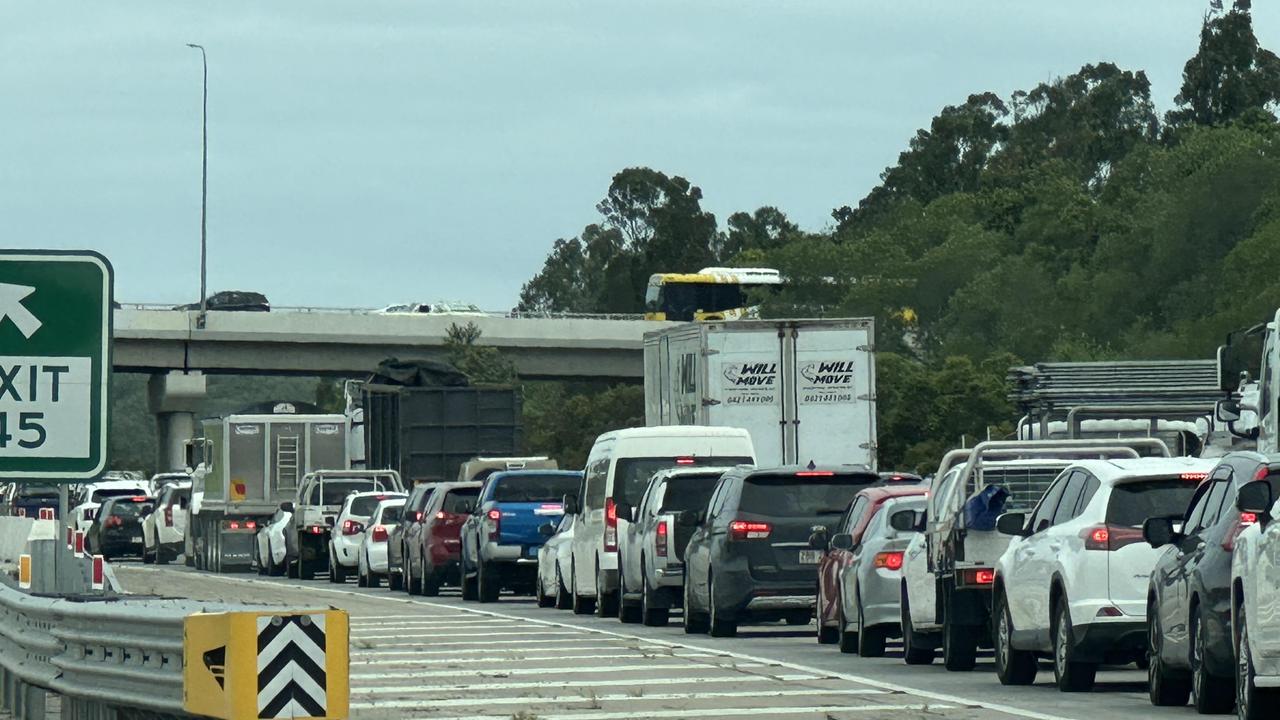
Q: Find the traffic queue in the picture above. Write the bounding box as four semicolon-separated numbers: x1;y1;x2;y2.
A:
226;420;1280;720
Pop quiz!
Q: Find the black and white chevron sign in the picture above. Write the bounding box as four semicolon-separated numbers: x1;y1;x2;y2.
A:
256;614;328;719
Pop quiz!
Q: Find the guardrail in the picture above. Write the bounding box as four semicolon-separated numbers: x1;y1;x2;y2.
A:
114;303;645;321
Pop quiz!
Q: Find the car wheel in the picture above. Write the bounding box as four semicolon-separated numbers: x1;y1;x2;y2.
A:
571;561;595;615
683;573;709;634
595;562;618;618
994;590;1037;686
943;591;978;672
837;593;858;654
536;569;555;608
1053;599;1096;692
388;558;403;592
640;561;669;626
405;554;421;596
367;557;382;589
618;569;642;624
331;552;347;584
901;586;936;665
708;572;737;638
857;593;887;658
555;565;572;610
1237;603;1280;720
1149;601;1191;706
1191;604;1234;713
477;561;500;603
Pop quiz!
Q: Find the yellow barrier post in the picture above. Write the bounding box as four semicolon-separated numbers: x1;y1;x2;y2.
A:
184;610;349;719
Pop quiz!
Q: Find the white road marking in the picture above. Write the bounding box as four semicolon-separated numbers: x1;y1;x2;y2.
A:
352;629;586;640
350;662;769;680
353;637;597;648
418;705;958;720
351;687;891;710
349;674;821;695
350;650;718;665
350;643;627;657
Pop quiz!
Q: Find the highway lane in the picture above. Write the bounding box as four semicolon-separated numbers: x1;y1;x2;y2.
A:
116;565;1197;720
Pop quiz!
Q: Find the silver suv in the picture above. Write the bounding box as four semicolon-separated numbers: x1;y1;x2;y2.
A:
617;466;733;626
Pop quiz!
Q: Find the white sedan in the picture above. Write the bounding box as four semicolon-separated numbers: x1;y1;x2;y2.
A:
536;514;576;609
330;491;406;584
358;498;407;589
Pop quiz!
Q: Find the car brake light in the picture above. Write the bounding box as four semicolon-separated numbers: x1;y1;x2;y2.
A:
245;520;257;530
131;496;148;502
655;520;669;557
675;457;695;465
106;516;123;528
728;520;772;541
487;508;501;541
1223;512;1259;551
307;525;327;535
228;521;240;530
959;568;994;586
796;471;835;477
413;511;424;522
604;498;618;552
1082;524;1144;551
341;520;363;536
435;511;447;520
1180;472;1208;481
372;526;389;542
874;551;904;570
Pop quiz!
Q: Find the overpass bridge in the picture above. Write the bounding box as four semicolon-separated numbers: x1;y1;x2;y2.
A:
113;306;675;470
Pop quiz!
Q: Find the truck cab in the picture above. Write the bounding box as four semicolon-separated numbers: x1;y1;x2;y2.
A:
1218;308;1280;453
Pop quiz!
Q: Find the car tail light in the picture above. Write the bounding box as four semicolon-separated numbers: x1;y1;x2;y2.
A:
487;508;501;540
874;551;904;570
307;525;327;535
228;521;240;530
795;471;835;477
655;520;669;557
372;526;389;542
1222;512;1259;551
414;511;424;522
958;568;994;586
728;520;772;541
341;520;363;536
106;516;123;528
435;511;447;520
1082;524;1144;551
604;498;618;552
244;520;257;530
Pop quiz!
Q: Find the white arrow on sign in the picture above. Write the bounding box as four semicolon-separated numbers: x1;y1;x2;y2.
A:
0;283;42;339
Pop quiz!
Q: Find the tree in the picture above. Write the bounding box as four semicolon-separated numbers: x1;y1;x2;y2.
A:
718;206;802;259
445;323;517;385
1167;3;1280;128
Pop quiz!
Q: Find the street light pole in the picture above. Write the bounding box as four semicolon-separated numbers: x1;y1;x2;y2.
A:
186;43;208;320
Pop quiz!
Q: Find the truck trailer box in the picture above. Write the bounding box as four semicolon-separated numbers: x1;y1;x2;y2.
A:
644;318;877;468
363;383;523;485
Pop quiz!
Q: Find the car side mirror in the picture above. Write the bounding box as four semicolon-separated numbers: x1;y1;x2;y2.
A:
1143;516;1178;548
562;494;580;516
1237;480;1273;521
829;533;854;551
995;512;1028;537
889;509;922;533
614;503;635;523
538;522;557;537
279;501;294;513
807;528;829;551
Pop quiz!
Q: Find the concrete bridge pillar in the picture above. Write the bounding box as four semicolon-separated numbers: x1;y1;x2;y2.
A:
147;371;207;472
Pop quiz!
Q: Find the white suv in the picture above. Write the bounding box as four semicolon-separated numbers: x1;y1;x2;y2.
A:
1229;461;1280;720
992;457;1215;692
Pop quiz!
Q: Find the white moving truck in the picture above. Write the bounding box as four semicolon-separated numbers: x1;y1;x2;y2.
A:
644;319;877;468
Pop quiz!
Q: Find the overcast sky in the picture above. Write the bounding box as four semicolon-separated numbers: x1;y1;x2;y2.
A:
1;1;1270;310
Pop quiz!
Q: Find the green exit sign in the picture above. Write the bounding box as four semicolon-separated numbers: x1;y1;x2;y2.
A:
0;250;112;480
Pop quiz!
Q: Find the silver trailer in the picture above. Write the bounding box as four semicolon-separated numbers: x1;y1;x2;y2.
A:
186;409;349;573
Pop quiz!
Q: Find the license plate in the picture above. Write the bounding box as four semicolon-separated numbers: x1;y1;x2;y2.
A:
131;537;143;544
798;550;822;564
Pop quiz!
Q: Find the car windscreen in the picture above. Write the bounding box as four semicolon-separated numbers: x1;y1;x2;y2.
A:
349;494;401;517
109;500;153;518
658;475;721;513
614;457;753;507
739;473;879;518
442;488;479;514
1106;478;1200;527
491;474;581;503
312;480;379;505
92;488;146;502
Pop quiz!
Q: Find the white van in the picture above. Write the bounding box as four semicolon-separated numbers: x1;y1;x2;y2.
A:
566;426;755;617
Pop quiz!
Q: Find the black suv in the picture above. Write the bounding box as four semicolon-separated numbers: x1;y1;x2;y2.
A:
1145;451;1280;712
86;496;154;559
681;464;880;637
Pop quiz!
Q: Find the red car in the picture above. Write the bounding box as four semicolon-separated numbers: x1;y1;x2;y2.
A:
404;481;480;596
815;484;929;645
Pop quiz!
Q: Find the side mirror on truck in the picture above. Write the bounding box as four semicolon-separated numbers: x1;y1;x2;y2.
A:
995;512;1029;537
614;503;634;523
